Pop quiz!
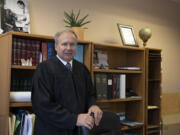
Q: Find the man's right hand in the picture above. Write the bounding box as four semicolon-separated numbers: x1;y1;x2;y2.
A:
76;113;94;130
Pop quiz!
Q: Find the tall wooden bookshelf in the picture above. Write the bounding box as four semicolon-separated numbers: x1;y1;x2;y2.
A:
0;31;92;135
91;43;146;135
145;48;162;135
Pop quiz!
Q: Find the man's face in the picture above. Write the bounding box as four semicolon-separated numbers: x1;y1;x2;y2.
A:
17;3;25;9
55;32;77;62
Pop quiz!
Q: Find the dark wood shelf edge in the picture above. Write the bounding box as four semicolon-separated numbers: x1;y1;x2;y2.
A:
147;125;160;129
97;97;142;103
11;65;37;70
121;124;144;131
147;130;160;134
10;102;32;107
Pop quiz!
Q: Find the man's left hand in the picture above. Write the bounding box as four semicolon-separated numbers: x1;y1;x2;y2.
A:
88;105;103;126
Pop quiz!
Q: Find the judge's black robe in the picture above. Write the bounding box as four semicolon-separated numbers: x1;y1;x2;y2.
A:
31;56;96;135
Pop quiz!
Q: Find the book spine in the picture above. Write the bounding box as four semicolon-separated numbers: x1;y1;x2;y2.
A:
101;73;107;99
112;74;118;99
94;73;102;100
74;44;84;63
41;42;48;62
16;38;21;65
12;38;17;65
120;74;126;98
35;40;40;65
107;73;113;99
47;42;55;59
31;40;36;66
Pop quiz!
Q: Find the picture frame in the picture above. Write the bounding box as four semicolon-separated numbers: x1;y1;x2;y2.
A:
117;24;138;47
1;0;30;33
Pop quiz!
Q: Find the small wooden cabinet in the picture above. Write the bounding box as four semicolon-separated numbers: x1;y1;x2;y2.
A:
145;48;162;135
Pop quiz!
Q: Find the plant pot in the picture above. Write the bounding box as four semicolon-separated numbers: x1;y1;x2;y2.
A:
71;27;84;40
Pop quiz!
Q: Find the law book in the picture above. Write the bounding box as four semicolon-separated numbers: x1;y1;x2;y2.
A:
27;78;32;91
117;75;120;98
101;73;107;99
47;42;55;59
11;76;16;91
10;113;16;135
94;73;108;99
119;74;126;98
94;73;102;100
9;117;11;135
17;38;22;65
26;39;32;64
107;73;113;99
112;74;118;99
74;44;84;63
12;37;17;65
41;42;48;62
34;40;41;65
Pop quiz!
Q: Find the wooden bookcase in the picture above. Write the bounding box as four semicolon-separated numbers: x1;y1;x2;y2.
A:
91;42;145;135
145;48;162;135
0;31;91;135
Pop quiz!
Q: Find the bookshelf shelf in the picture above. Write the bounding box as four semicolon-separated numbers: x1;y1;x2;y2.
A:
147;130;160;134
93;69;142;74
147;125;160;129
11;65;37;70
121;124;143;131
148;79;161;82
96;97;142;103
10;102;32;107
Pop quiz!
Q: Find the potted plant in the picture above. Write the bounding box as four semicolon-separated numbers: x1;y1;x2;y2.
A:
64;10;91;40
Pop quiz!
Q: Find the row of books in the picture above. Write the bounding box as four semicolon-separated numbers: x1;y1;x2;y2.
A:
9;110;35;135
12;37;55;66
116;112;143;127
11;37;85;66
11;76;32;91
94;73;126;100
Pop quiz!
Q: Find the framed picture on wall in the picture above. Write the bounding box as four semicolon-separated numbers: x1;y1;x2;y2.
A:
1;0;30;33
117;24;138;47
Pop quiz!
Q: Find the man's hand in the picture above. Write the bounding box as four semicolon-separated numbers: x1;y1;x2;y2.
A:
76;114;94;130
88;105;103;126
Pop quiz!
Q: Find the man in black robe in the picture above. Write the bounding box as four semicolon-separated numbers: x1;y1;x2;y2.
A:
31;29;103;135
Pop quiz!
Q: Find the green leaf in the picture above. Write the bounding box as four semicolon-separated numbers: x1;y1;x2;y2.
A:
63;9;91;27
75;9;80;22
77;14;89;26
